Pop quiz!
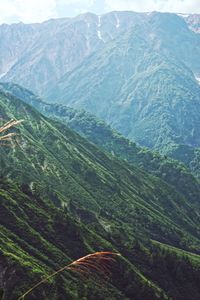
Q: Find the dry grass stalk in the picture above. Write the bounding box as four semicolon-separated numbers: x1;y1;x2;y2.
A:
0;132;16;141
67;251;119;276
0;119;24;144
18;251;120;300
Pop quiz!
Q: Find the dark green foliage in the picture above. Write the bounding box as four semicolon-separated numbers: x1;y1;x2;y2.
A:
0;82;199;201
34;103;200;204
1;92;200;299
0;180;130;299
167;144;200;179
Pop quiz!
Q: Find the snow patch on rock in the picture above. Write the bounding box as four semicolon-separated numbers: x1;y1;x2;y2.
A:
115;13;120;28
97;15;104;42
196;76;200;85
0;73;6;79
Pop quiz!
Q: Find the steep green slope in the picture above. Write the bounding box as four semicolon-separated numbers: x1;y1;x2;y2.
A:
166;144;200;179
1;81;199;193
1;91;200;250
30;101;200;197
2;180;168;300
1;91;200;299
47;13;200;171
2;180;200;300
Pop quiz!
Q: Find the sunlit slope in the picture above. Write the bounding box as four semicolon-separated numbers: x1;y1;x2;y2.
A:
0;91;200;252
1;92;200;299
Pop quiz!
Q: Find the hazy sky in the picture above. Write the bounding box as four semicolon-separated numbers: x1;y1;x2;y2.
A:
0;0;199;24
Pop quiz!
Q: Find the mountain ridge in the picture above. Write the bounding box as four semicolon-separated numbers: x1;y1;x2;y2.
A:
0;11;199;96
45;12;200;170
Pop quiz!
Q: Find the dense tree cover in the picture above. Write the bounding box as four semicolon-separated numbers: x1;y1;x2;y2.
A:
167;144;200;179
0;82;199;196
1;92;200;299
39;104;200;198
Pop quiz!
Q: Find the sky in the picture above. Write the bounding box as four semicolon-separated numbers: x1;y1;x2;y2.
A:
0;0;199;24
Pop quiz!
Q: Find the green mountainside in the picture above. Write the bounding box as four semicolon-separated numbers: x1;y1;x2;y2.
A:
2;180;200;300
1;81;199;193
1;12;200;177
166;144;200;179
47;13;200;171
1;91;200;299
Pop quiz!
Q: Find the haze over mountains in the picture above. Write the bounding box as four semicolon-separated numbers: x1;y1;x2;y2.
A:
0;11;147;95
0;11;200;97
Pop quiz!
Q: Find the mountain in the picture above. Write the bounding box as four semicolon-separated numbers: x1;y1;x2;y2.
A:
1;91;200;299
2;180;200;300
0;11;147;97
1;11;200;172
46;12;200;169
1;81;200;187
0;22;38;79
2;90;200;250
1;11;199;98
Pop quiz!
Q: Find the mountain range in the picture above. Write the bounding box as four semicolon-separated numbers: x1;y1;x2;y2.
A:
0;11;199;98
47;13;200;157
1;11;199;170
1;10;200;300
0;11;149;96
1;81;200;186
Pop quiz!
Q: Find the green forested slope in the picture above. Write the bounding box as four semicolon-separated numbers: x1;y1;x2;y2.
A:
2;180;200;300
1;91;200;249
1;180;165;300
1;91;200;299
32;102;200;197
0;82;199;197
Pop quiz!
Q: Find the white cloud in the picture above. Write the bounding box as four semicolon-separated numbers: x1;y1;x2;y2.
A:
0;0;95;24
0;0;57;23
105;0;200;13
0;0;199;24
57;0;93;5
56;0;94;17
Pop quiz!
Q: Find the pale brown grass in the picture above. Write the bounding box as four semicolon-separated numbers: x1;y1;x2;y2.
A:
0;119;24;145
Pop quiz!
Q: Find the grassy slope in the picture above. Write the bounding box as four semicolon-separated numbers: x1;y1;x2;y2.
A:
0;82;199;200
36;103;200;200
1;92;200;299
1;91;200;249
1;180;164;300
2;181;200;300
